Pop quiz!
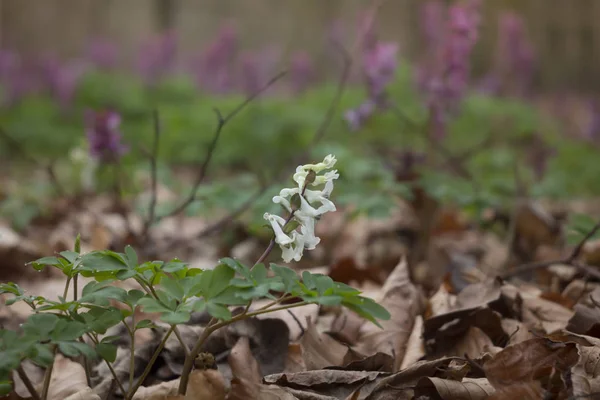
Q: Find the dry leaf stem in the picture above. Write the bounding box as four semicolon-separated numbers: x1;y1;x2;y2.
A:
16;365;41;400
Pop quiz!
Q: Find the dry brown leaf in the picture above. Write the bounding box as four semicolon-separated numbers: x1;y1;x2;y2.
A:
264;370;384;400
500;319;534;346
446;326;502;359
227;336;262;399
520;295;574;333
427;285;456;318
157;370;226;400
254;303;318;341
64;388;101;400
414;377;495;399
399;315;424;370
363;357;460;400
284;343;306;373
328;307;368;345
355;258;425;371
300;318;349;370
46;355;89;400
483;338;578;391
131;378;179;400
487;381;544;400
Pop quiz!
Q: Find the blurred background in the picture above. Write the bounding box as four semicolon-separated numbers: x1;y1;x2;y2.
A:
1;0;599;250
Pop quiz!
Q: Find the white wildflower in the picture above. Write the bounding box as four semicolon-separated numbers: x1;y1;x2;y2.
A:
264;154;339;263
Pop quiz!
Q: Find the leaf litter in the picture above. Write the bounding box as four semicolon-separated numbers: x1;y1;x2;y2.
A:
5;194;600;399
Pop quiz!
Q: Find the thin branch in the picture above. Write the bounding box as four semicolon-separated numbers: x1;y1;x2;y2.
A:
177;301;310;395
126;326;174;400
157;70;287;221
501;217;600;280
141;109;161;239
501;162;525;271
0;126;65;195
87;333;127;397
16;365;41;400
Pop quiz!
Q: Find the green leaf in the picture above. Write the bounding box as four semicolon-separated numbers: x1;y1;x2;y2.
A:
160;276;185;301
251;264;268;283
30;256;61;271
199;264;235;299
22;314;59;340
60;251;79;264
206;303;231;320
160;311;191;324
116;269;137;280
191;299;206;313
0;381;13;396
219;258;251;279
314;275;335;295
79;251;128;273
124;290;145;308
58;341;97;359
270;264;301;293
304;294;343;306
0;282;23;296
82;308;125;334
96;343;117;362
211;286;251;305
79;285;127;305
137;297;174;313
302;271;317;290
124;246;138;269
162;260;188;273
30;344;55;367
135;319;156;330
100;335;122;344
50;320;88;342
283;220;300;234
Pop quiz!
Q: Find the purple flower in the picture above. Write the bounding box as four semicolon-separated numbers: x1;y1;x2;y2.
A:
498;12;536;97
40;56;86;110
417;0;482;139
137;31;177;86
344;14;399;131
239;52;261;96
290;51;314;94
344;100;376;132
85;110;128;162
196;23;238;93
87;39;118;70
585;99;600;141
420;1;445;47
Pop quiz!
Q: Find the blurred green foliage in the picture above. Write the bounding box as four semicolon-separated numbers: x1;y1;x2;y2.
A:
0;63;594;231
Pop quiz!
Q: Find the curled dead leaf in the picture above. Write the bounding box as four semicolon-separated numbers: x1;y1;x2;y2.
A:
414;377;495;399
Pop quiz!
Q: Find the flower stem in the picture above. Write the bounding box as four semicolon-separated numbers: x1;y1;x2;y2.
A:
87;333;127;397
177;301;309;395
126;326;174;400
40;345;57;400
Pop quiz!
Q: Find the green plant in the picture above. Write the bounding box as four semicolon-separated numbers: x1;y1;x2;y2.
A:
0;156;391;399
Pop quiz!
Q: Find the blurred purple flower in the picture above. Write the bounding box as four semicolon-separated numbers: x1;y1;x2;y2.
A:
585;99;600;141
344;13;399;131
137;31;177;86
344;100;376;132
498;12;536;97
290;51;314;94
85;110;128;163
196;23;238;93
417;0;481;139
41;56;86;109
239;52;261;96
87;39;118;70
420;1;445;48
0;49;18;82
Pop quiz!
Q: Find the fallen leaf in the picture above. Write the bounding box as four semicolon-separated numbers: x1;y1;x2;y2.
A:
414;377;495;399
300;318;349;370
483;338;578;393
64;388;101;400
46;355;89;400
227;336;264;400
399;315;424;370
487;381;544;400
355;258;425;371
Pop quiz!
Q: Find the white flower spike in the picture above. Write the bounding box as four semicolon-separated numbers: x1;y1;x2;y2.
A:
264;154;338;263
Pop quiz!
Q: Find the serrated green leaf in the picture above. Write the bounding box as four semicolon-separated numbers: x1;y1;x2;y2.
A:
219;258;251;279
116;269;137;280
160;276;185;301
160;311;191;325
206;303;231;320
96;343;117;362
137;296;174;313
135;319;155;330
50;319;87;342
199;264;235;299
124;246;138;269
58;341;97;359
22;314;59;340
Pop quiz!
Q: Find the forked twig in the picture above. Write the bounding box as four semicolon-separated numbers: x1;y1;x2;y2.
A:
154;71;287;222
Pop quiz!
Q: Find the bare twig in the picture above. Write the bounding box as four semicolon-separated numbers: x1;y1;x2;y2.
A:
16;365;41;400
501;162;526;271
141;109;161;239
157;71;287;222
501;217;600;280
0;126;65;195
